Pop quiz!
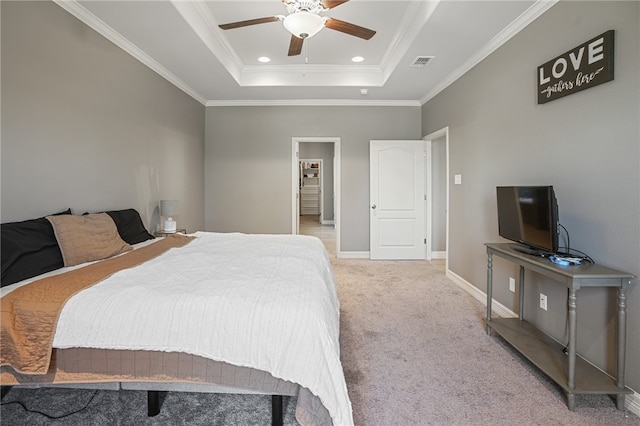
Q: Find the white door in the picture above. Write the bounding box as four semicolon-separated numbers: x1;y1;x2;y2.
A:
370;140;425;260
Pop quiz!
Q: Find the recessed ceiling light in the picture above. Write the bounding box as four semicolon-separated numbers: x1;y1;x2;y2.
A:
258;56;271;63
352;56;364;63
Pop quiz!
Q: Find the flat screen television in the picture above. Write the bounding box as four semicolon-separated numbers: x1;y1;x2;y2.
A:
496;186;559;254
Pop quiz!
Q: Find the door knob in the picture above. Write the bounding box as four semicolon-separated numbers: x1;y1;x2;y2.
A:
371;204;377;209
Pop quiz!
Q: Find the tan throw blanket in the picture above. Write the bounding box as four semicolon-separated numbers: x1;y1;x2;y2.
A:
1;234;194;375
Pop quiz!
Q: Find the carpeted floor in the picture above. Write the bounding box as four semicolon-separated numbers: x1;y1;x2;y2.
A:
1;220;639;425
334;257;638;426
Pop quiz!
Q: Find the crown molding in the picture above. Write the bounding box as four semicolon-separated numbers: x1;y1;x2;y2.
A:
53;0;207;105
206;99;421;107
419;0;558;105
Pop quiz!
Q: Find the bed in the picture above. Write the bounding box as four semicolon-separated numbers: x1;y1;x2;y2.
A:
1;209;352;425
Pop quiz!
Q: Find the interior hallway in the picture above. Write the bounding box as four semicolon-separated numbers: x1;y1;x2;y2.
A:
299;215;336;258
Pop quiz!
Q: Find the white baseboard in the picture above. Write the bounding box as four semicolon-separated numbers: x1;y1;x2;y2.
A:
626;391;640;418
340;252;448;260
445;269;516;319
445;268;640;418
338;251;370;259
321;219;335;225
430;251;446;259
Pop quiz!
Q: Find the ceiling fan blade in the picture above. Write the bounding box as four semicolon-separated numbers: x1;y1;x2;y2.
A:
321;0;350;9
288;35;304;56
325;18;375;40
219;16;280;30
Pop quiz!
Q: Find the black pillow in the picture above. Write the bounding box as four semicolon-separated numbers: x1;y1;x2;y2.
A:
105;209;155;245
1;209;72;287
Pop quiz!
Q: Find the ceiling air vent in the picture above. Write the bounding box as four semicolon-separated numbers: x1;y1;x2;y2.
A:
410;56;434;68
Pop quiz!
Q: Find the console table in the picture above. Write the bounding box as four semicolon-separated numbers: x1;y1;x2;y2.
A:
484;243;634;411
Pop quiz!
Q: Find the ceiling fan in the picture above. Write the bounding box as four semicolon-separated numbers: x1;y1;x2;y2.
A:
218;0;376;57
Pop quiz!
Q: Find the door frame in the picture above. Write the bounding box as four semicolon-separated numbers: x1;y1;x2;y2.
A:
424;139;433;260
291;137;341;255
423;127;449;269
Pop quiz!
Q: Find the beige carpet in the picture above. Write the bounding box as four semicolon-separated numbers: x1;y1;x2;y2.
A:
333;256;638;425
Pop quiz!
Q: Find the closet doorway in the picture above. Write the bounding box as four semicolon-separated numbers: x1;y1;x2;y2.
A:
300;159;323;221
291;137;341;257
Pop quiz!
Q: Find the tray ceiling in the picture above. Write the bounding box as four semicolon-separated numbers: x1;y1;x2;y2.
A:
56;1;555;105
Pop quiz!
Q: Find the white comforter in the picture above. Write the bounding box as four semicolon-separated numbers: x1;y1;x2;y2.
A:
52;231;353;425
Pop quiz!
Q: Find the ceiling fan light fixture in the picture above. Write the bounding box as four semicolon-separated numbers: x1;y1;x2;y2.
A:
283;11;325;39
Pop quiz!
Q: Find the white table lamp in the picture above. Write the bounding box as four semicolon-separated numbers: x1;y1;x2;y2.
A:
160;200;180;233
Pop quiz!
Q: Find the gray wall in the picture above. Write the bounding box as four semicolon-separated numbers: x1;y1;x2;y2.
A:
1;1;205;233
300;142;334;221
422;1;639;393
204;106;421;252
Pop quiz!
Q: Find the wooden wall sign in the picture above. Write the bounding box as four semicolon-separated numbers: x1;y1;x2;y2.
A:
537;30;614;104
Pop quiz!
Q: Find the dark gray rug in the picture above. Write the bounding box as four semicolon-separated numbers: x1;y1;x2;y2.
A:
1;388;298;425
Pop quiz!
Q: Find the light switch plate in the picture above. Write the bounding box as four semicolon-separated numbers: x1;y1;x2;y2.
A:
454;174;462;185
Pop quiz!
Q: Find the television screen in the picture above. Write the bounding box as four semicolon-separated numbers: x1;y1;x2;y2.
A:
496;186;559;254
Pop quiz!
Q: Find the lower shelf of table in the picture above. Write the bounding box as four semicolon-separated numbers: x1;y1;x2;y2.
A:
486;318;631;396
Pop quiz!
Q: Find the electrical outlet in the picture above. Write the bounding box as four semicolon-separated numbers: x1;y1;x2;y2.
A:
540;293;548;311
509;277;516;293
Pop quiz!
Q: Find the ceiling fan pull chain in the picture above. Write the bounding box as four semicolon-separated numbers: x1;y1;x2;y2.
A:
303;41;308;76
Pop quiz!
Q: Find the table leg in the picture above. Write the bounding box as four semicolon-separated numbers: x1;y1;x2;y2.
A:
486;251;493;334
567;287;577;410
518;266;525;320
567;393;576;411
616;284;629;410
